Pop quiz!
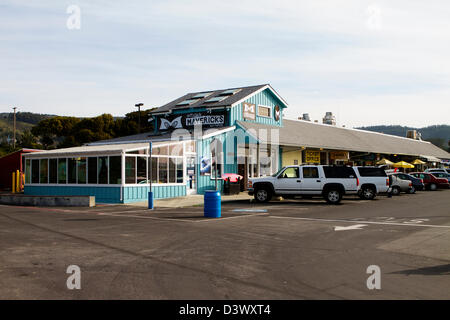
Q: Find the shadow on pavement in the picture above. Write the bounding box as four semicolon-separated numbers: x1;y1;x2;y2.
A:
391;264;450;276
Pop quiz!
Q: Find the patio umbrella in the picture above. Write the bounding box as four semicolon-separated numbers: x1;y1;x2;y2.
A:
412;159;425;165
376;158;394;165
393;161;414;168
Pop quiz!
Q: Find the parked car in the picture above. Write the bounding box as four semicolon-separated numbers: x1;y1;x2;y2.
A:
248;165;359;204
409;172;450;190
387;174;414;195
425;168;447;174
429;172;450;183
392;173;425;192
354;166;389;200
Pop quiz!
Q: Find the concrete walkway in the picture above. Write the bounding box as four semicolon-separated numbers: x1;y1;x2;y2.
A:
128;193;253;208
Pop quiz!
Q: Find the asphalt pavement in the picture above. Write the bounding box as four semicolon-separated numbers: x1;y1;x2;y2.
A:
0;190;449;299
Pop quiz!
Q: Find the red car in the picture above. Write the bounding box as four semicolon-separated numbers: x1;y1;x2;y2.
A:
410;172;450;191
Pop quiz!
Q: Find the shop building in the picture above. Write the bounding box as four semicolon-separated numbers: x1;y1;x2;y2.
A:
23;84;450;203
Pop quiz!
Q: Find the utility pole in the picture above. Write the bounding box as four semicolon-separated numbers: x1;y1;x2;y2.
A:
12;107;17;149
135;103;144;133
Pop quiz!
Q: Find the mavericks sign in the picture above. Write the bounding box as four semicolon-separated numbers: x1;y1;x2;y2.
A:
159;111;227;131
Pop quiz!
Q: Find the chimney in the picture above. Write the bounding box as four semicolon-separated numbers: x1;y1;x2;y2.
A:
322;112;336;125
407;130;422;140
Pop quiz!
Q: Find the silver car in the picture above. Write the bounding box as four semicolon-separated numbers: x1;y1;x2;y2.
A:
387;174;414;195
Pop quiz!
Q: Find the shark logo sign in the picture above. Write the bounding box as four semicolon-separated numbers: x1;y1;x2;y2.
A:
160;116;183;130
274;105;280;121
243;102;256;120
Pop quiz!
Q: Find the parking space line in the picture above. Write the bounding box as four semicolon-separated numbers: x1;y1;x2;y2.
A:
269;216;450;229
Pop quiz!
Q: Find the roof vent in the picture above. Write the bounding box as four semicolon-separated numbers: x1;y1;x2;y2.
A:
322;112;336;125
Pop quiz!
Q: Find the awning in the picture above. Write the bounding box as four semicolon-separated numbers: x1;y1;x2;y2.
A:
420;155;442;163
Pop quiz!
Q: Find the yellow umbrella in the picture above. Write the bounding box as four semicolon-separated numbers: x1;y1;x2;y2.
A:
412;159;425;165
376;158;394;165
393;161;414;168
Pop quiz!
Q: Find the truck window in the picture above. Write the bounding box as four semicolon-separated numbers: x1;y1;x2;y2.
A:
279;167;299;179
323;166;356;178
303;167;319;178
357;167;387;177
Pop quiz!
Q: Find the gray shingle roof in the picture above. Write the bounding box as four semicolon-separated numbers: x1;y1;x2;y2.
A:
150;84;269;114
237;119;450;159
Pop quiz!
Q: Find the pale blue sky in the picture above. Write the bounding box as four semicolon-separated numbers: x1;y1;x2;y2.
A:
1;0;450;127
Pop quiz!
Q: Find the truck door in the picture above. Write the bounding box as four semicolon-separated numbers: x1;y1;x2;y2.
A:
274;167;301;194
300;166;323;194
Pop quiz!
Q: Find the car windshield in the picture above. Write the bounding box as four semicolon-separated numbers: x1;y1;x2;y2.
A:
272;168;286;177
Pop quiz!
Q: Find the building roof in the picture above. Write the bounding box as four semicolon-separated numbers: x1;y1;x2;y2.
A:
150;84;288;115
237;119;450;159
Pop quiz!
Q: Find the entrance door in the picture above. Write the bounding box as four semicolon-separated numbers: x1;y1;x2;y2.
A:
186;155;196;194
238;157;247;192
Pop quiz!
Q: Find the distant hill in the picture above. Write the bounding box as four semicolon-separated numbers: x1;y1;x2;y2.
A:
0;112;56;125
356;125;450;151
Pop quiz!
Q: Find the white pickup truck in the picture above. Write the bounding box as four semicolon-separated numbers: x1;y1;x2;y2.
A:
353;166;390;200
248;165;359;204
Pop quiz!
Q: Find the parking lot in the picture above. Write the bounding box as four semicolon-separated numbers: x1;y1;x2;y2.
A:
0;190;449;299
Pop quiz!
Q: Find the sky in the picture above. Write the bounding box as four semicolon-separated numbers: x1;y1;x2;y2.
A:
1;0;450;128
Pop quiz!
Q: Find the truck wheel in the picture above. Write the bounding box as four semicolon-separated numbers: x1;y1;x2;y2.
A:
324;189;342;205
407;186;416;194
254;188;272;203
360;187;376;200
391;186;401;196
429;183;437;191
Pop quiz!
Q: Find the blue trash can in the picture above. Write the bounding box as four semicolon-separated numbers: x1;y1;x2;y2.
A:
204;190;221;218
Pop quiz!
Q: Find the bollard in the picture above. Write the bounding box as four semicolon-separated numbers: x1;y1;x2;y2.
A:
12;172;16;193
16;170;20;192
148;191;154;210
204;190;221;218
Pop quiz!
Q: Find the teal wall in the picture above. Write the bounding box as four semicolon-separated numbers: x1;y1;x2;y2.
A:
229;88;285;127
24;184;187;204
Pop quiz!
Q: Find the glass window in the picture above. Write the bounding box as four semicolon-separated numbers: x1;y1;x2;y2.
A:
68;158;77;183
169;158;176;183
158;157;168;183
49;159;57;183
77;157;87;184
169;144;183;156
98;157;108;184
303;167;319;179
149;157;157;183
280;167;299;178
25;159;31;184
58;159;67;184
260;147;271;177
357;167;387;177
176;158;183;183
152;146;168;156
31;159;39;183
137;157;147;184
258;105;270;117
109;156;122;184
323;166;356;179
125;157;136;184
88;157;97;184
185;141;196;153
40;159;48;184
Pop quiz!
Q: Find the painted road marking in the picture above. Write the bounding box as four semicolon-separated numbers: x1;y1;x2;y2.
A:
232;209;268;213
334;224;368;231
269;216;450;229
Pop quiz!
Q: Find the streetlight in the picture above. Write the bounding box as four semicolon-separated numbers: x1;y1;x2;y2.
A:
12;107;17;149
135;103;144;133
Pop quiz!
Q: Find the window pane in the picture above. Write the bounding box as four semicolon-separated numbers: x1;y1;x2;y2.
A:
31;159;39;183
137;157;147;184
149;157;157;183
303;167;319;178
169;144;183;156
280;167;299;178
260;147;271;177
158;157;168;183
152;146;168;156
25;159;31;184
77;157;87;184
125;157;136;184
49;159;57;183
58;159;67;184
176;158;183;183
169;158;176;183
40;159;48;184
109;156;122;184
68;158;77;183
98;157;108;184
88;157;97;184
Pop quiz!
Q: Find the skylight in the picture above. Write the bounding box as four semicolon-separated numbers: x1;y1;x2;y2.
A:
176;99;199;106
218;89;241;96
204;96;227;103
191;92;212;99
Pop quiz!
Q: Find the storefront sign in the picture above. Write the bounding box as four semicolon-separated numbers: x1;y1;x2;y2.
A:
330;151;349;161
274;105;280;121
243;102;256;120
159;111;227;131
305;150;320;163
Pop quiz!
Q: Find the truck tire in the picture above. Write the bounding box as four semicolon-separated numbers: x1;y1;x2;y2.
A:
324;189;342;205
391;186;401;196
254;187;272;203
429;183;437;191
360;186;376;200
